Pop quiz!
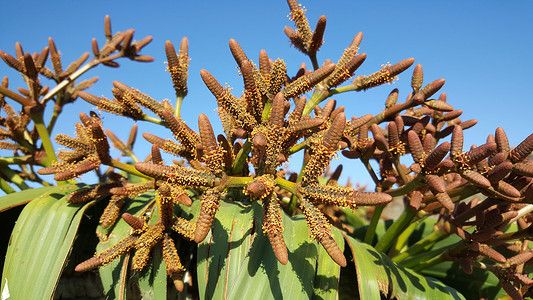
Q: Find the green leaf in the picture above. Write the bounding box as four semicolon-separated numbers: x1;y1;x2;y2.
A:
197;200;337;300
1;184;96;300
343;233;465;299
0;185;64;212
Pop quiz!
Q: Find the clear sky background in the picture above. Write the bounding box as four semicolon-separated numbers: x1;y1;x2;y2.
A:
1;1;532;188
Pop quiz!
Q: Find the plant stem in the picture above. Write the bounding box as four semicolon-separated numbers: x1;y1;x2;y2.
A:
0;156;34;165
389;217;423;257
174;95;184;119
142;115;166;126
309;53;319;71
392;224;449;263
302;87;329;116
110;159;152;180
275;177;298;195
42;59;99;102
0;178;16;194
374;208;419;253
223;176;253;188
402;248;448;271
31;113;56;166
386;174;424;197
0;165;29;190
363;205;384;245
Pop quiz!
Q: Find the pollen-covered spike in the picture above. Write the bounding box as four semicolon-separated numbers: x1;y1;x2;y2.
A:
269;92;286;127
198;113;217;154
103;15;112;40
506;250;533;267
268;59;287;95
54;156;101;181
326;52;367;89
412;78;446;103
471;243;506;264
288;117;324;133
48;37;62;75
464;142;497;166
434;192;454;211
122;213;146;231
459;119;477;130
161;109;200;152
461;169;491;188
75;256;103;272
241;60;262;120
112;81;165;116
450;125;463;159
486;161;513;184
262;193;288;265
193;188;220;243
134;162;216;187
422;134;436;155
77;234;138;272
162;233;185;274
308;15;326;54
158;184;176;227
171;217;196;240
287;96;306;123
369;124;387;152
426;174;447;194
424;142;451;170
411;64;423;92
165;39;189;97
0;50;25;73
106;130;127;153
88;122;112;164
336;32;363;69
259;49;271;77
132;245;151;271
228;39;249;68
67;183;118;204
321;113;342;146
35;46;49;70
200;69;256;130
494;127;510;155
513;162;533;177
286;0;312;47
135;222;165;252
383;89;399;109
168;186;191;206
319;99;336;121
407;130;424;163
350;191;392;206
100;195;126;229
64;52;90;76
424;100;453;112
496;181;522;199
301;198;346;266
37;165;58;175
283;62;335;99
344;114;373;137
510;133;533;163
23;53;37;79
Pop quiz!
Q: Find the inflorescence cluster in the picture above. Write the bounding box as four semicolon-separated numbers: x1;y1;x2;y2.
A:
1;0;533;298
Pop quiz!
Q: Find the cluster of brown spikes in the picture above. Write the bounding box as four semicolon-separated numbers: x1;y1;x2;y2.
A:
4;1;533;298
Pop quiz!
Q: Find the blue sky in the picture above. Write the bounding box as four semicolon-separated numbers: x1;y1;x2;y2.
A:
1;1;532;187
